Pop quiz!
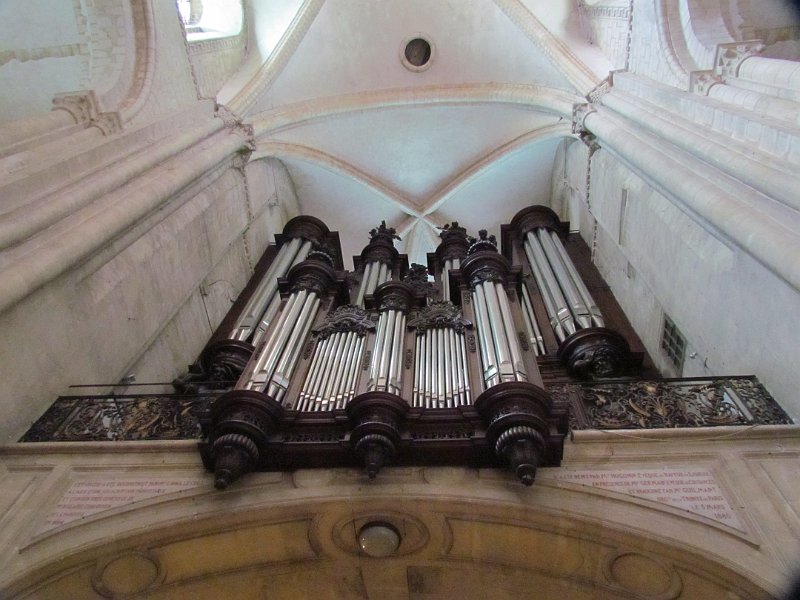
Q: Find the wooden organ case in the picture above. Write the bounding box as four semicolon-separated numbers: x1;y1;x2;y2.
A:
197;208;646;489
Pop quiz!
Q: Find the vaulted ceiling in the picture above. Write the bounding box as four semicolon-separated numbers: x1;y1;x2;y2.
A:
226;0;611;266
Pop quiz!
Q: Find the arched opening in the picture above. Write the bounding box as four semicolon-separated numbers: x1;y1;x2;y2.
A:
177;0;243;41
5;490;776;599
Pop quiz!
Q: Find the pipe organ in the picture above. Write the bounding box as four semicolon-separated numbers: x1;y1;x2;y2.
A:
198;208;640;489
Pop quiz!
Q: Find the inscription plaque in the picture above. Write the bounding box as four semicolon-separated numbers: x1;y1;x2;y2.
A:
40;478;205;533
550;468;743;530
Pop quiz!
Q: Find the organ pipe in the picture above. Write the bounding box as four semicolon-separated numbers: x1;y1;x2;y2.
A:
231;237;310;343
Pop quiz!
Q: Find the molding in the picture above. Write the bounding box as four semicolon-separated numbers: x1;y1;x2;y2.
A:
251;83;582;136
228;0;326;115
253;141;422;219
492;0;600;94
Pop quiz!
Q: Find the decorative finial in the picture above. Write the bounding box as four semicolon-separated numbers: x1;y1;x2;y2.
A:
369;220;401;241
438;222;467;238
467;229;498;255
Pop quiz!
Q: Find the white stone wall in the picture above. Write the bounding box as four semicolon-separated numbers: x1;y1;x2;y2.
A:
580;2;631;70
570;145;800;417
187;33;247;99
0;0;86;123
0;156;294;442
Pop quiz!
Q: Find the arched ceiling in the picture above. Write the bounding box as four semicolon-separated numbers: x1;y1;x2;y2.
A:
228;0;609;266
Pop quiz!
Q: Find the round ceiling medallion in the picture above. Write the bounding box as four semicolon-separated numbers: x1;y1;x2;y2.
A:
401;35;434;72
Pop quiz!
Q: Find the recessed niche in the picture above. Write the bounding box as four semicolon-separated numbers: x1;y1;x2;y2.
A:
401;36;434;72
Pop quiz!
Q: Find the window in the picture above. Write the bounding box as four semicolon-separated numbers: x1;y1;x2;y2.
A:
661;314;686;373
177;0;243;40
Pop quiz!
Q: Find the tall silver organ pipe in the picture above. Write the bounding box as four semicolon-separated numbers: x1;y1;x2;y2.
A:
523;227;604;340
231;238;312;344
250;240;312;347
524;231;575;341
368;309;406;394
548;230;604;327
471;280;527;387
440;257;460;302
520;283;546;355
367;282;415;395
355;259;392;307
460;232;528;390
243;259;337;403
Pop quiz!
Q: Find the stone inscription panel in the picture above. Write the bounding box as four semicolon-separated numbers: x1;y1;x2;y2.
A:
40;478;205;534
551;468;743;530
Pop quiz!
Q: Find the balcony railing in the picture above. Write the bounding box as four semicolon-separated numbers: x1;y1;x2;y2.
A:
550;376;792;430
19;393;219;442
20;376;791;443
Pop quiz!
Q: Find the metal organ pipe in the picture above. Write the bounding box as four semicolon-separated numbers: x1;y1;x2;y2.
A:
537;230;591;329
520;284;546;355
525;231;574;341
232;238;311;343
523;227;606;341
549;230;604;327
266;294;319;402
250;240;313;347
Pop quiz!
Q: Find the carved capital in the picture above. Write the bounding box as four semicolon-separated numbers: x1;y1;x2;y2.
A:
286;260;338;296
282;215;332;246
435;222;470;267
572;102;596;135
509;205;562;238
557;327;631;379
314;305;375;339
689;70;723;96
714;40;764;79
459;251;512;289
408;301;471;334
199;340;255;388
372;281;418;313
360;235;399;267
52;90;99;123
89;112;122;136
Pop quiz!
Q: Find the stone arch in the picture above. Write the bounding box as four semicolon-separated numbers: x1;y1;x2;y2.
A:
4;477;777;599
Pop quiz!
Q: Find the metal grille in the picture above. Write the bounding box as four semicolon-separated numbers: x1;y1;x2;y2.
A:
661;314;686;373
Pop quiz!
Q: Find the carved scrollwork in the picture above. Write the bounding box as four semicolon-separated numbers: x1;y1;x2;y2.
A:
314;305;375;339
580;379;791;430
408;301;472;334
403;263;436;297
